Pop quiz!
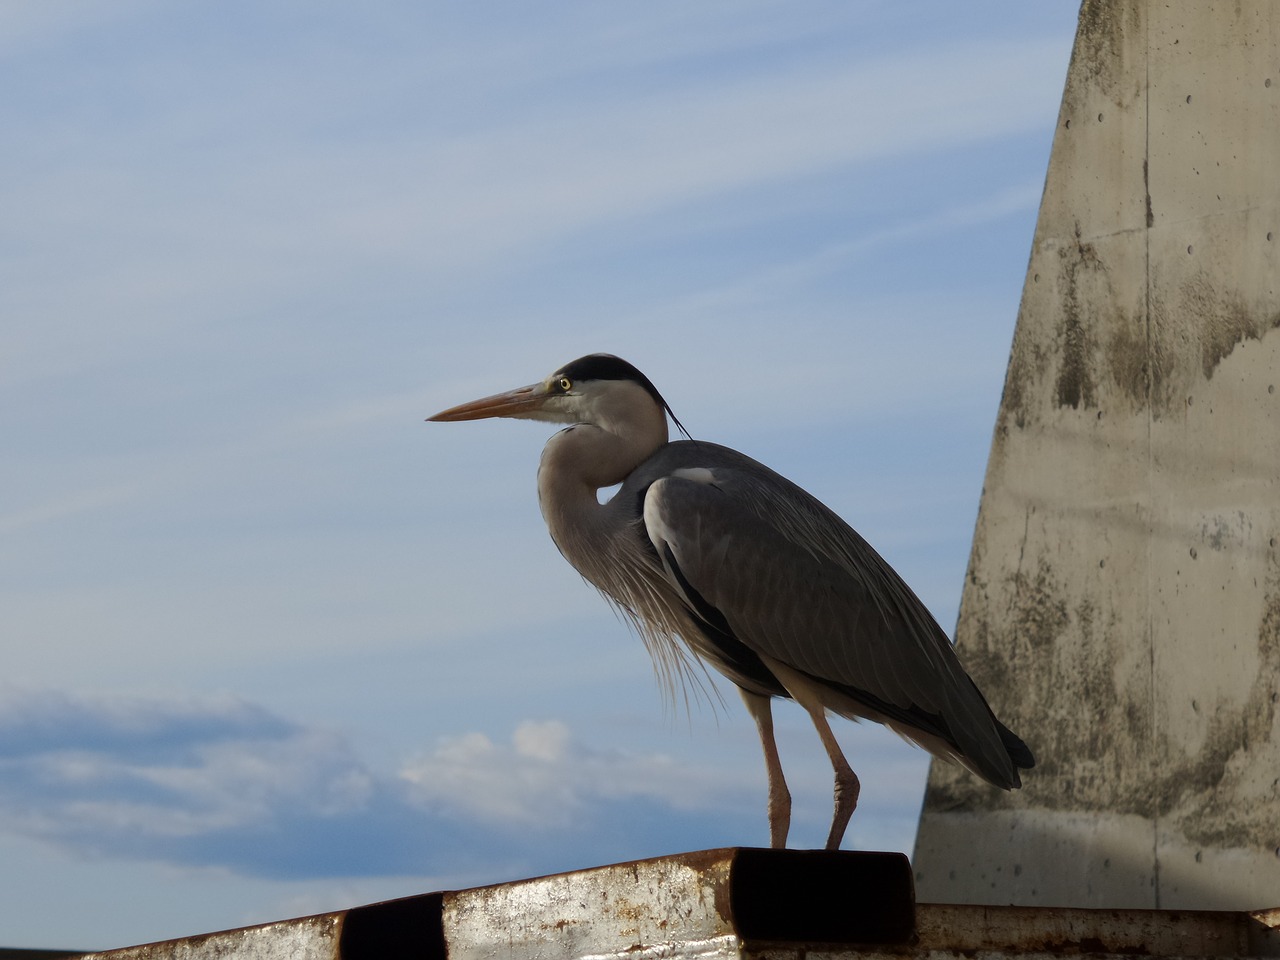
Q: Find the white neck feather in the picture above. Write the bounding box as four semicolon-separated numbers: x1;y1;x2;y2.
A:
535;380;669;561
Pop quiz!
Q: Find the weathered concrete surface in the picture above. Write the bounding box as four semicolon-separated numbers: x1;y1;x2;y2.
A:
913;0;1280;909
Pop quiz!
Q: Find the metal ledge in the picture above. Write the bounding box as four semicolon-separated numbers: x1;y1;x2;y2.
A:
72;849;1279;960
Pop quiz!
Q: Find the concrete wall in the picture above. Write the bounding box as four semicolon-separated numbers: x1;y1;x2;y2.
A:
913;0;1280;909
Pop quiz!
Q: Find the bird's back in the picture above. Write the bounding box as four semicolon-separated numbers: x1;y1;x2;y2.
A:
601;440;1033;789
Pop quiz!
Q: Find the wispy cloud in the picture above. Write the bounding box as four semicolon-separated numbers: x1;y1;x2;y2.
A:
0;483;141;536
0;688;759;880
278;39;1065;279
1;26;1063;380
0;688;374;869
0;0;155;58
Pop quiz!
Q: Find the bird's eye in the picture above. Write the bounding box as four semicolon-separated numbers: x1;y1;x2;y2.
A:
558;377;572;392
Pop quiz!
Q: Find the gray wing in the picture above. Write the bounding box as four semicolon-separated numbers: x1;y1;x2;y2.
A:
638;442;1030;788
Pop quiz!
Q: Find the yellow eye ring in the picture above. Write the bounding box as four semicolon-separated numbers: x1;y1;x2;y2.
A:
558;377;572;392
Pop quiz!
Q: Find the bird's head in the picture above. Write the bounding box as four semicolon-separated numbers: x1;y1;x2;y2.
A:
428;353;688;438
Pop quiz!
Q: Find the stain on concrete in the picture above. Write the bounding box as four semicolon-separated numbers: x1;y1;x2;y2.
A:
1143;158;1154;228
1055;231;1106;410
1200;512;1250;552
1177;272;1280;379
930;553;1146;817
997;291;1058;436
936;534;1280;844
998;341;1030;434
1072;0;1143;104
1145;297;1175;415
1010;558;1072;651
1105;322;1151;411
1173;559;1280;849
1030;258;1280;420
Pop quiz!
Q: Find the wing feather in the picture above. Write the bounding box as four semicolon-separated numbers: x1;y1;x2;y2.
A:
640;443;1030;788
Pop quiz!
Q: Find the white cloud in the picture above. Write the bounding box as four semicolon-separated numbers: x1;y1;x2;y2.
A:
400;719;753;829
0;688;373;845
0;687;769;879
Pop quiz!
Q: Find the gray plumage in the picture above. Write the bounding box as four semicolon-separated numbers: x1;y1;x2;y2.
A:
430;353;1033;849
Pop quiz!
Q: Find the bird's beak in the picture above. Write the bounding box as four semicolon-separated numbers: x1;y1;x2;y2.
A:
427;382;549;422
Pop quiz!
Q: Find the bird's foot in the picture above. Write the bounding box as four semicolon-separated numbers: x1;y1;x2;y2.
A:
824;767;860;850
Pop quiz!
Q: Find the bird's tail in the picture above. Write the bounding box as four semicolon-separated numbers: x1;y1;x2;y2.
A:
995;719;1035;786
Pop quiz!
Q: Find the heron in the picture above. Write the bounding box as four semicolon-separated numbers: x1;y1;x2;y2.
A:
429;353;1033;849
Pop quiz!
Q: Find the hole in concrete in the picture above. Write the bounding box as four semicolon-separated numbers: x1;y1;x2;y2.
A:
1097;112;1104;122
1186;95;1192;103
1187;244;1194;255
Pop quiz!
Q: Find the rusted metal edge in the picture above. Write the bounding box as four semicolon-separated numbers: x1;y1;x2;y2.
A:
68;851;1280;959
76;913;342;960
437;848;916;960
73;849;913;959
73;892;447;960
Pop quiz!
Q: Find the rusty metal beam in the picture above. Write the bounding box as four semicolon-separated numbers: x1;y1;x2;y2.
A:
70;850;1280;960
440;848;913;960
73;849;914;960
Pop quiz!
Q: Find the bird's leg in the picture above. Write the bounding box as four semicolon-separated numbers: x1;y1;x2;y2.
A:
739;689;791;849
756;656;862;850
804;706;860;850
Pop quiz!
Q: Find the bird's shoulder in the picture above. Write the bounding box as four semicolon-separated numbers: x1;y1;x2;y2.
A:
630;440;809;501
633;441;861;557
635;440;948;653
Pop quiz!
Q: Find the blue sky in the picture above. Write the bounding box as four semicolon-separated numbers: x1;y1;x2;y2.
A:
3;1;1078;950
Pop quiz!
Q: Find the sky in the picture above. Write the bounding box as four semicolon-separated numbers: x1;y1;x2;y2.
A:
2;1;1079;950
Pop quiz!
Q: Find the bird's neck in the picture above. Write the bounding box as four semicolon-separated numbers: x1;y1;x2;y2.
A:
536;418;665;556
